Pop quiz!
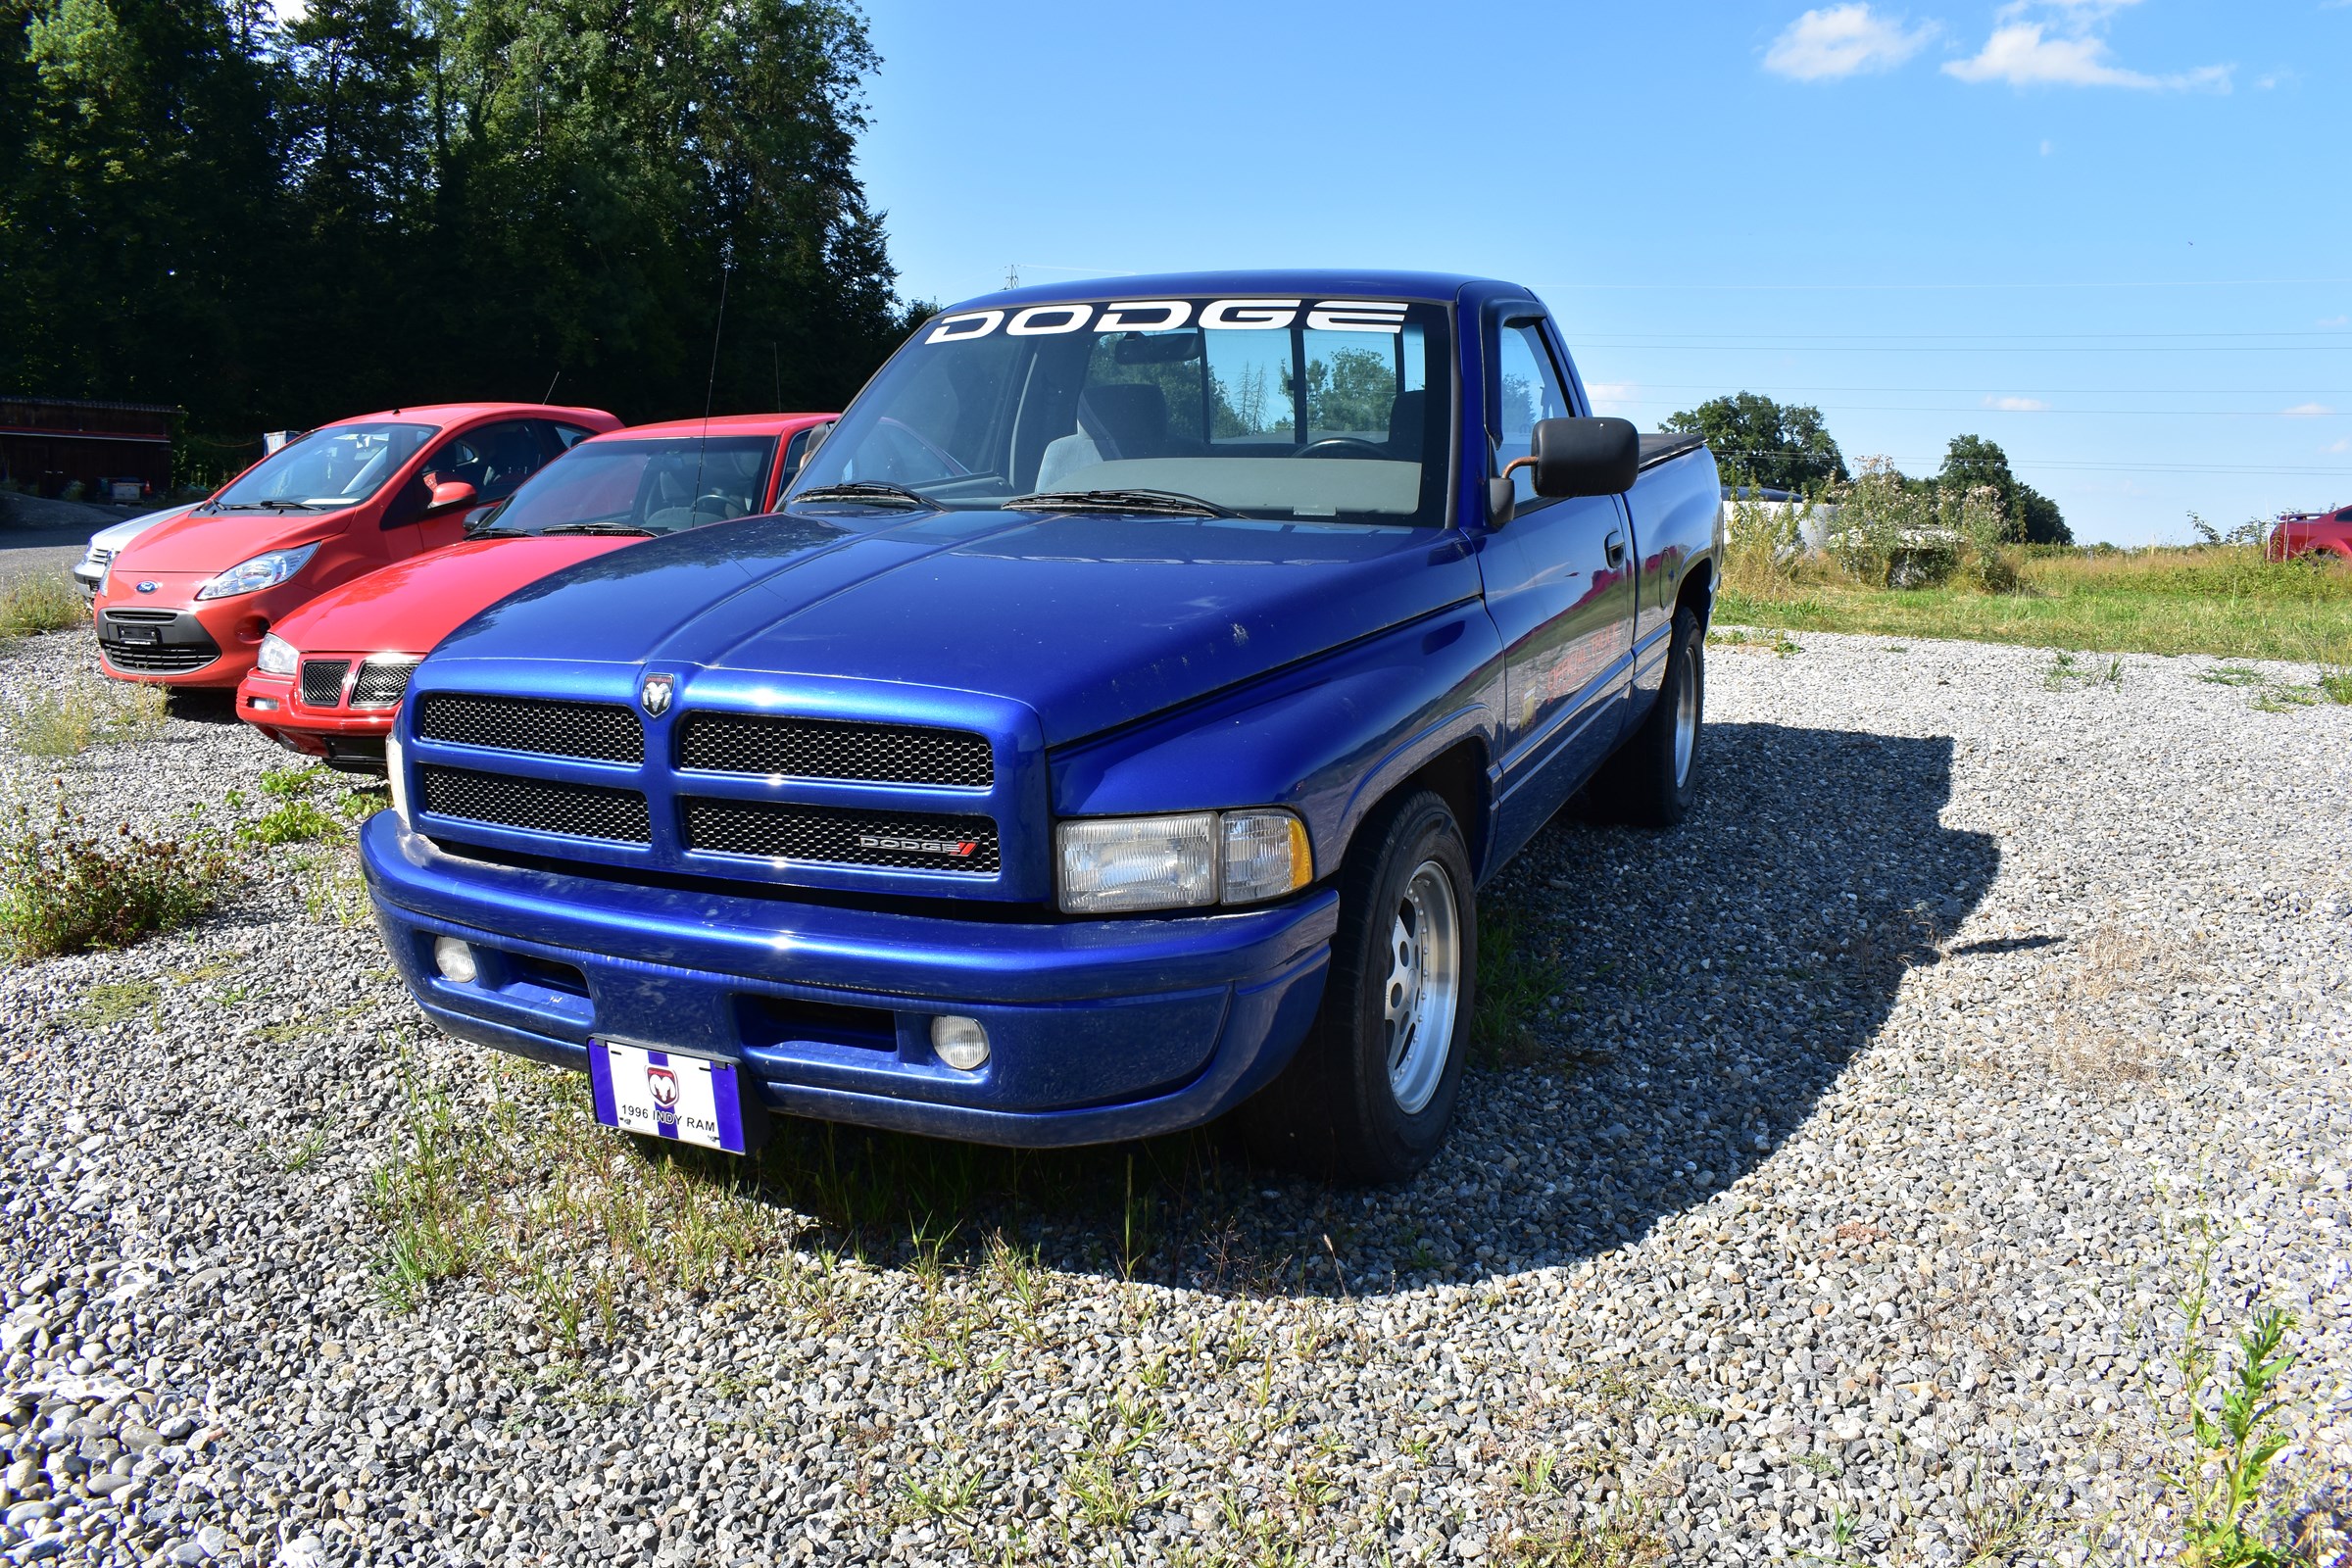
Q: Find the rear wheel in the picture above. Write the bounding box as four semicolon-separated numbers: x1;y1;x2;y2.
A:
1239;789;1475;1184
1587;606;1703;828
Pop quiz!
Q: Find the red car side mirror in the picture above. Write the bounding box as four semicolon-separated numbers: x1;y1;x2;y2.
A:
426;478;478;514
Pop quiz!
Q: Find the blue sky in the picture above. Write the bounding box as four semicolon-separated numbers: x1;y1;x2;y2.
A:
854;1;2351;546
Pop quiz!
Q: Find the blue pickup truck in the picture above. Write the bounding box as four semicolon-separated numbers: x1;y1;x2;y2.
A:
360;270;1722;1181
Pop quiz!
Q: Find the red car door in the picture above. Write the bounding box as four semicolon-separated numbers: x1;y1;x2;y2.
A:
385;417;560;560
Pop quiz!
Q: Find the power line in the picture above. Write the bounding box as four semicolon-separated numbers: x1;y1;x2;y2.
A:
1585;383;2352;396
1537;276;2352;293
1602;400;2348;417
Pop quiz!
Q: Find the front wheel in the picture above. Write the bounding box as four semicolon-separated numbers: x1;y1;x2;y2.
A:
1238;789;1476;1184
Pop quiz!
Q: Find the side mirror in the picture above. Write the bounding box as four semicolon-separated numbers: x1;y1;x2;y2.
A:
426;478;478;514
1506;416;1640;501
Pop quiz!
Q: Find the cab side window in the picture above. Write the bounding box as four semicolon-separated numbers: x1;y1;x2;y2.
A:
1492;321;1575;508
388;419;554;526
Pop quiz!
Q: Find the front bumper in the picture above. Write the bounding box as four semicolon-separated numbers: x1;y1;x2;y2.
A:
237;666;395;773
360;813;1338;1147
94;573;294;687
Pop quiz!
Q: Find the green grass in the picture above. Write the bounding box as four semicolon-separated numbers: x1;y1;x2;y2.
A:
241;798;341;845
1719;546;2352;663
0;573;84;639
10;683;170;758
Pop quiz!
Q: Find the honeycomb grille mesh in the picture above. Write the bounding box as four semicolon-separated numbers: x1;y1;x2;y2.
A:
677;713;993;787
419;765;651;843
416;694;642;763
682;799;999;873
350;658;417;710
299;660;350;709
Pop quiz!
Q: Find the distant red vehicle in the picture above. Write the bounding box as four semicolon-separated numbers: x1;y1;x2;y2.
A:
2270;505;2352;563
95;402;620;688
236;414;835;771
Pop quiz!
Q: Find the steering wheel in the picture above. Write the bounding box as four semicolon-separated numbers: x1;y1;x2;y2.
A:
1292;437;1388;459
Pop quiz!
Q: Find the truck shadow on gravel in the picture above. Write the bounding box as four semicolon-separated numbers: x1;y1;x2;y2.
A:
716;721;1996;1298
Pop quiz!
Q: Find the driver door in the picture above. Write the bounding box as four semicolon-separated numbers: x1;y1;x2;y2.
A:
1478;309;1640;854
385;419;554;559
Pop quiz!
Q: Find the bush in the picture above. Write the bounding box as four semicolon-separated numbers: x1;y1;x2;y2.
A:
1721;488;1820;600
1826;457;2008;591
0;573;84;638
0;792;238;959
241;798;340;845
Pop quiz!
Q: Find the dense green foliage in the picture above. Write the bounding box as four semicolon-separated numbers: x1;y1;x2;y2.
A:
0;0;911;477
1936;433;2072;546
0;791;237;958
1663;391;1848;493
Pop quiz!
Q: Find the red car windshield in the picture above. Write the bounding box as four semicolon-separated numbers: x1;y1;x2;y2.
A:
484;436;778;535
207;422;436;512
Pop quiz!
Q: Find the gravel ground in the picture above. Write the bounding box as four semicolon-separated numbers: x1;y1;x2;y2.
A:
1;624;2347;1567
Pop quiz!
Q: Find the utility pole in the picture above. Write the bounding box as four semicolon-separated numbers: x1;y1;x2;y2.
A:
1004;264;1019;290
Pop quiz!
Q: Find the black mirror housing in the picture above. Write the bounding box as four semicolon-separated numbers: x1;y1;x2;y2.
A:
1525;416;1639;499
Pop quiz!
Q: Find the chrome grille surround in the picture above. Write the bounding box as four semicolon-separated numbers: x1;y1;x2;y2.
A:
299;660;351;709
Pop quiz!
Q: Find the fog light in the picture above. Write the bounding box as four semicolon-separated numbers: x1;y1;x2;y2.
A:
930;1015;990;1071
247;697;279;711
432;936;478;984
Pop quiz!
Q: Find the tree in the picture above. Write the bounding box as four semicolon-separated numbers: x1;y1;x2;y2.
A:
1937;434;2072;546
1663;391;1847;494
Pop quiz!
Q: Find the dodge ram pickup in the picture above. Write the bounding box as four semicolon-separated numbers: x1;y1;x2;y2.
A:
360;270;1723;1181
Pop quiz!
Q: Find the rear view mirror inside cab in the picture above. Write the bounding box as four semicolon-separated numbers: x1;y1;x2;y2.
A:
1112;331;1203;366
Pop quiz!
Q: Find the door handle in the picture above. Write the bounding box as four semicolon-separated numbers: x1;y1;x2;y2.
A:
1604;529;1626;567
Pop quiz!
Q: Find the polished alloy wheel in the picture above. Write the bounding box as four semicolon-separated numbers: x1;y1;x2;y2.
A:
1382;858;1461;1115
1672;650;1698;789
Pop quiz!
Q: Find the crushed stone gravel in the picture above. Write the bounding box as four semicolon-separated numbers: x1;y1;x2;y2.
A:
1;623;2348;1567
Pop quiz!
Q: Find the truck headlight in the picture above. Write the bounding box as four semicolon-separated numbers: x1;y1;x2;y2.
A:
197;543;318;601
257;633;299;675
1056;808;1311;914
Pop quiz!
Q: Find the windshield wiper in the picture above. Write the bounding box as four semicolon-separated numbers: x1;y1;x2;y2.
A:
209;499;319;513
1004;488;1245;519
540;523;658;537
463;526;533;539
790;481;936;511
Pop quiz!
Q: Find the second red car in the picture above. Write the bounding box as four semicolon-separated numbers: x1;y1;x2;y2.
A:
236;414;835;770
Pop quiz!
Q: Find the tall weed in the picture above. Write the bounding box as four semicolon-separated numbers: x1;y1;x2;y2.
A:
0;790;238;959
0;573;84;638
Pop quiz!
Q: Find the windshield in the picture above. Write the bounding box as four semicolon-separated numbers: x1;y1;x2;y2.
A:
788;297;1453;526
207;422;435;511
481;436;778;535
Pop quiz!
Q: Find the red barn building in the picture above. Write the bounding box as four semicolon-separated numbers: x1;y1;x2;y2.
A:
0;396;176;499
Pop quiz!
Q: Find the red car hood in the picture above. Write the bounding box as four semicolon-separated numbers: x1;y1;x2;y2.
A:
267;535;636;655
113;509;355;573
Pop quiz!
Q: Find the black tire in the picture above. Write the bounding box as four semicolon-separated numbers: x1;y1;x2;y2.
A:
1238;789;1476;1184
1587;606;1704;829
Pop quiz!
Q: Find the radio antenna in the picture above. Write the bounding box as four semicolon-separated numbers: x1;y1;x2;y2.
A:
692;251;731;509
542;368;562;404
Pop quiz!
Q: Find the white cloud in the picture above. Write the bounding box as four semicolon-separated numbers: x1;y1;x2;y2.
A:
2322;316;2351;328
1945;4;2230;90
1585;382;1641;415
1985;395;2050;411
2282;403;2335;417
2039;139;2054;155
2328;438;2352;454
1765;5;1938;80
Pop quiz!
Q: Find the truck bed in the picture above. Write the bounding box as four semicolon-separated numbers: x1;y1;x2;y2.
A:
1638;430;1709;470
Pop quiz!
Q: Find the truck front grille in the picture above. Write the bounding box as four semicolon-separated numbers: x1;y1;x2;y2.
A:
350;657;418;710
682;799;999;873
419;764;652;843
300;660;350;708
416;694;642;763
677;713;994;787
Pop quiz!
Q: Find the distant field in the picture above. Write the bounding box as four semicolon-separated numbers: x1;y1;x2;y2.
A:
1719;546;2352;664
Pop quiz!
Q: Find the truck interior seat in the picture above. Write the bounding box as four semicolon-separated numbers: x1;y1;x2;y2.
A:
1386;390;1424;460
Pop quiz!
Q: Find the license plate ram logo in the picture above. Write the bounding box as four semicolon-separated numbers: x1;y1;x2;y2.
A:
858;833;978;858
645;1065;679;1108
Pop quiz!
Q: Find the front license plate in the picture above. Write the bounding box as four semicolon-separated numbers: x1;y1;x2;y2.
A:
117;626;160;646
587;1040;750;1153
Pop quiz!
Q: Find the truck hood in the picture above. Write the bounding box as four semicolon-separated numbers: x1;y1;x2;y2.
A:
269;535;637;656
112;507;353;574
435;507;1482;745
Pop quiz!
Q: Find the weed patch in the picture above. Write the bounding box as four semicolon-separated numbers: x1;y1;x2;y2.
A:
0;573;82;639
71;978;161;1026
0;791;237;959
1473;906;1564;1066
241;798;340;845
2159;1226;2308;1567
2044;650;2123;691
1707;625;1801;658
10;683;170;757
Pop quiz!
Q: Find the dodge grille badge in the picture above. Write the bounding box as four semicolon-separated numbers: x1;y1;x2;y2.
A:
639;673;674;716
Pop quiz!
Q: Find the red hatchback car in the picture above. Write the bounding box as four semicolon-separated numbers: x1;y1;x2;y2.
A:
94;402;620;688
236;414;835;771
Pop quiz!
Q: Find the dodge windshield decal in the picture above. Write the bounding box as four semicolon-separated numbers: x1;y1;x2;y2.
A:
925;299;1410;343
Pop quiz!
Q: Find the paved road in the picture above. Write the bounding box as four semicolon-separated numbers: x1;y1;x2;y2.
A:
1;493;140;589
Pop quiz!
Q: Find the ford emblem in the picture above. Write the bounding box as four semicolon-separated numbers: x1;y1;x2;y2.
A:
639;672;673;716
135;581;158;593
